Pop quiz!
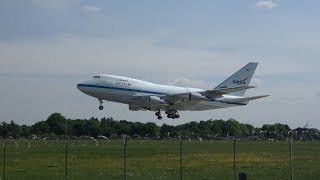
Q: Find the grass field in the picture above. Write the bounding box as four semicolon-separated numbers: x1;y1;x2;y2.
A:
0;139;319;180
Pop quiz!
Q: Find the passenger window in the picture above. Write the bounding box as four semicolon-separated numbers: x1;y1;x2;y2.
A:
93;76;100;78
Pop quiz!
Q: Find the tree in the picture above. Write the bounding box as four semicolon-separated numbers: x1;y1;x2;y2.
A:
160;124;176;138
100;117;116;136
116;120;130;135
31;121;49;136
70;120;86;137
142;122;159;137
129;122;143;136
20;125;31;137
222;118;240;136
0;122;9;137
208;120;225;135
198;121;211;135
2;113;320;141
46;113;67;135
85;117;102;137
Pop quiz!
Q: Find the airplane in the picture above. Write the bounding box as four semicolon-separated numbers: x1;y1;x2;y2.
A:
76;62;269;120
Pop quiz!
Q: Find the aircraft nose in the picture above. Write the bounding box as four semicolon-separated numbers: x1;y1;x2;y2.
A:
76;83;83;91
76;81;88;92
77;80;93;92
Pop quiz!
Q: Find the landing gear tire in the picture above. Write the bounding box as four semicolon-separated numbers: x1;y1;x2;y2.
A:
98;99;103;110
165;109;180;119
155;111;162;120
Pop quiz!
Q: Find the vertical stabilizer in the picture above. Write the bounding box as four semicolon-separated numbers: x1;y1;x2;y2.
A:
214;62;258;96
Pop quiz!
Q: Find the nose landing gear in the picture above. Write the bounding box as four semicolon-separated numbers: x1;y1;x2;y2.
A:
98;99;104;110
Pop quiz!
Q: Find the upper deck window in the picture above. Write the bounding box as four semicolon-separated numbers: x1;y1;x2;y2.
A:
93;76;101;78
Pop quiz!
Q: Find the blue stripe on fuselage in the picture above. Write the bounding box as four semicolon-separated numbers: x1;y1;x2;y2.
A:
77;84;168;95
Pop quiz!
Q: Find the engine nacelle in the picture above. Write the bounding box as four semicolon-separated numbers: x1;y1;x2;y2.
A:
148;96;167;104
189;93;211;101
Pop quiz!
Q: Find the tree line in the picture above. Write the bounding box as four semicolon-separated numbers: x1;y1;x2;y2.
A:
1;113;319;140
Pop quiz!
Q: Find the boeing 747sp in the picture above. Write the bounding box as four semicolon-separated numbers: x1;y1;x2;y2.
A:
77;62;268;119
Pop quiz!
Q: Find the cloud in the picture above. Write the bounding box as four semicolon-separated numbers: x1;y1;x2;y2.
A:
0;35;229;80
81;5;101;13
256;0;277;9
168;77;210;89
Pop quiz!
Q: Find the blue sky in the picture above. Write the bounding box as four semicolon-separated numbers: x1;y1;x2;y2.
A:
0;0;319;128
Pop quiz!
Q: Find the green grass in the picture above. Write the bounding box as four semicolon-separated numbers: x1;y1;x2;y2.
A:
0;139;319;179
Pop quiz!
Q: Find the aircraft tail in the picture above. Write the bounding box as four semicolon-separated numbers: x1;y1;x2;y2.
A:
214;62;258;96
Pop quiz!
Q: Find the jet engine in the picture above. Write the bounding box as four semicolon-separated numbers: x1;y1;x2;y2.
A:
188;93;211;101
148;96;167;104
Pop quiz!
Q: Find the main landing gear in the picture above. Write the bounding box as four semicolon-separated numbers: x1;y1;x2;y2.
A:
98;99;104;110
155;111;162;120
155;110;180;119
165;109;180;119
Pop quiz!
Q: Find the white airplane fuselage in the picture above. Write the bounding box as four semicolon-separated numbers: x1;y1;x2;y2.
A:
77;62;268;119
77;75;241;111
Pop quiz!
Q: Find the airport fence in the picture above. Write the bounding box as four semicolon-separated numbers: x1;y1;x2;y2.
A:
0;138;319;180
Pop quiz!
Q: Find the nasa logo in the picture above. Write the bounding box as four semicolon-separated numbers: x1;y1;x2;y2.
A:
233;76;249;85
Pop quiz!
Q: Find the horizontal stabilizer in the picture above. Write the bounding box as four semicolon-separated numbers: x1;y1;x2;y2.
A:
201;86;256;99
222;95;269;103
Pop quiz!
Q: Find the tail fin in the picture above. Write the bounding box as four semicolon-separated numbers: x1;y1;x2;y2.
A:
214;62;258;96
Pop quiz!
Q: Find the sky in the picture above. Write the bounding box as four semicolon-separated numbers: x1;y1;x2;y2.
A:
0;0;319;129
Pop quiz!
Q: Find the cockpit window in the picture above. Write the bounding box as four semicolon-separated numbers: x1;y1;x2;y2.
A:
93;76;101;78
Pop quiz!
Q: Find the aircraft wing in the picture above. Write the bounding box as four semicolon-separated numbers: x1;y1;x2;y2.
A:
160;85;256;103
131;86;256;104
